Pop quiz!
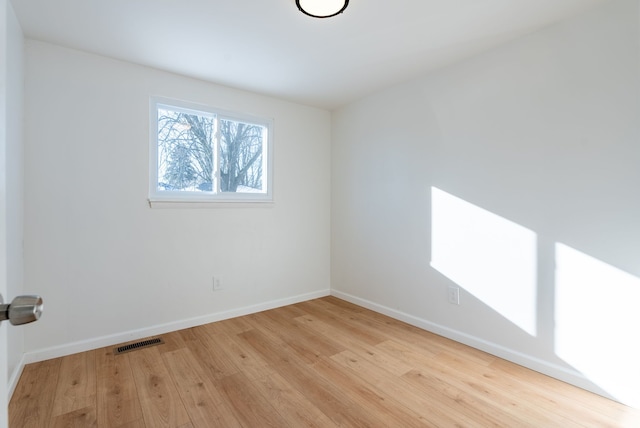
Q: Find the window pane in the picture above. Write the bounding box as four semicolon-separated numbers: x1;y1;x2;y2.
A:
150;98;272;204
219;118;265;193
157;108;214;192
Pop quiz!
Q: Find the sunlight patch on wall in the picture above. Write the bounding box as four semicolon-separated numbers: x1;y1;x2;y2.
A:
431;187;537;336
555;243;640;408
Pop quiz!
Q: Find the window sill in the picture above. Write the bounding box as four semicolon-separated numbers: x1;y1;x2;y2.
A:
148;198;274;209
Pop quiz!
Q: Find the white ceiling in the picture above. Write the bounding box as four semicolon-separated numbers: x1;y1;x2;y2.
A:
12;0;608;109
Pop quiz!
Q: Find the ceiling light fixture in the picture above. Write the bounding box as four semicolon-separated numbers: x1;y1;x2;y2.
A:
296;0;349;18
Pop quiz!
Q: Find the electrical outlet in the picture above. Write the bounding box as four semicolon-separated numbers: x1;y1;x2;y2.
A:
213;276;223;291
447;286;460;305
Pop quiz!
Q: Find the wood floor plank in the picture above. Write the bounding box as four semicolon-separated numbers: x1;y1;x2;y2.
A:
331;347;529;427
211;330;278;381
162;348;241;428
393;347;572;427
128;346;191;428
263;307;345;357
376;338;440;367
437;351;580;423
385;335;627;427
9;358;61;428
180;326;239;380
251;372;337;428
217;372;290;428
345;339;415;377
239;328;384;427
310;297;499;366
314;297;499;368
247;310;344;364
156;331;188;355
51;350;97;417
274;302;309;319
96;347;143;428
296;313;416;377
207;314;254;335
310;355;431;427
109;420;146;428
487;357;640;426
293;314;380;353
49;405;97;428
310;296;366;314
10;296;639;428
296;300;387;346
402;368;555;428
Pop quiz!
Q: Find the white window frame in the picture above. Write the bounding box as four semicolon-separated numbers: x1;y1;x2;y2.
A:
149;97;274;207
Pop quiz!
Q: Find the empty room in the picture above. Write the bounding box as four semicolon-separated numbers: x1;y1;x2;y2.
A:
1;0;639;426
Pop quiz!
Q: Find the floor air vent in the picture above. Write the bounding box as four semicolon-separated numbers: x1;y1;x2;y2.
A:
114;338;164;355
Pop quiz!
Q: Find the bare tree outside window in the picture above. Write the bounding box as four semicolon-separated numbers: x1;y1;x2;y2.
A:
158;109;214;191
219;119;264;192
156;106;267;194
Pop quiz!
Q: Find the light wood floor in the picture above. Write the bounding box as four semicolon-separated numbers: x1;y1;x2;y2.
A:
9;296;640;427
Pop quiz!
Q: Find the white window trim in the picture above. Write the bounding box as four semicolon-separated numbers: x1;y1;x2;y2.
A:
148;96;274;207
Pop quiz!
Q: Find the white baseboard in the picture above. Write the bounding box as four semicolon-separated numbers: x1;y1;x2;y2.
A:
330;289;621;405
23;289;330;365
7;355;26;402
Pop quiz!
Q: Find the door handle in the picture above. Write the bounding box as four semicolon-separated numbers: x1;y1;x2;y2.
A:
0;294;44;325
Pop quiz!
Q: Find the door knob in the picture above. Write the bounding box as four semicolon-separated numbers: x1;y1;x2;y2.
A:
0;294;44;325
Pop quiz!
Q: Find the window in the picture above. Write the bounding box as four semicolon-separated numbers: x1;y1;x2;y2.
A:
149;97;273;204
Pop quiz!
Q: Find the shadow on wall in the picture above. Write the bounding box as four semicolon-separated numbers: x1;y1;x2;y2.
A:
430;186;640;409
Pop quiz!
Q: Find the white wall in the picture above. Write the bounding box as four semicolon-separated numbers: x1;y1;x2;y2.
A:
23;41;331;358
332;0;639;407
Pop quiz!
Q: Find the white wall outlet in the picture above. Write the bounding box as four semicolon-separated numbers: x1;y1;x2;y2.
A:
447;285;460;305
213;276;223;291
